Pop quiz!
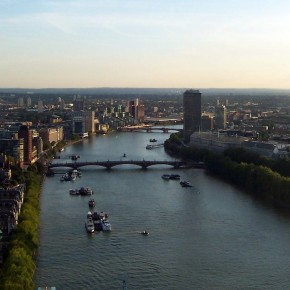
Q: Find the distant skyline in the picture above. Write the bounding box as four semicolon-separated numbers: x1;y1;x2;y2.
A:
1;0;290;89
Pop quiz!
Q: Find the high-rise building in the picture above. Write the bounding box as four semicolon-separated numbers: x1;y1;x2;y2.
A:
85;111;95;134
201;114;214;131
73;99;85;111
183;89;202;142
128;98;145;123
18;125;33;165
215;105;227;130
38;100;43;113
26;97;32;107
17;97;24;107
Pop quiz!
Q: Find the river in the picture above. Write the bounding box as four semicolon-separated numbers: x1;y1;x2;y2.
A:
34;129;290;289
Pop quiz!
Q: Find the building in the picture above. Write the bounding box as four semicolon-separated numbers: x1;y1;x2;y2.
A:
73;99;85;111
71;111;97;135
39;126;64;145
128;98;145;124
85;111;95;134
183;90;202;142
0;185;25;235
17;97;24;107
38;100;43;113
0;139;24;168
201;114;214;131
18;125;33;165
32;137;43;158
26;97;32;107
215;105;227;130
190;131;278;157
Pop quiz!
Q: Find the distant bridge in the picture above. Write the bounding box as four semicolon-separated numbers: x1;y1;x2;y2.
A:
48;160;203;170
118;127;182;133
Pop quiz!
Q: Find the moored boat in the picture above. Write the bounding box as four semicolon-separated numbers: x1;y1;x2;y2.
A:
101;219;112;231
79;187;93;195
85;211;95;233
88;199;95;208
69;189;78;195
93;219;102;231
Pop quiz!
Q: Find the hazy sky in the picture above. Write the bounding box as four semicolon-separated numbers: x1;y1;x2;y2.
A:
1;0;290;89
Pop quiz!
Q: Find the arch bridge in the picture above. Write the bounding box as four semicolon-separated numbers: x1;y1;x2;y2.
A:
48;160;198;170
119;127;182;133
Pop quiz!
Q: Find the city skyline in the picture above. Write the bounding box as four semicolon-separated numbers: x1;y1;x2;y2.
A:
1;0;290;89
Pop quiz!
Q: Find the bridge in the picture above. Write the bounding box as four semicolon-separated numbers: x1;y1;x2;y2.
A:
48;160;203;170
118;127;182;133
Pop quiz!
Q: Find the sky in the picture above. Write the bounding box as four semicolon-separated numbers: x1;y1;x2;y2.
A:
0;0;290;89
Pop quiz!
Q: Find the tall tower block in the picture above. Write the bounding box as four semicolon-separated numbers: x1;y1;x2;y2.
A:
183;89;202;142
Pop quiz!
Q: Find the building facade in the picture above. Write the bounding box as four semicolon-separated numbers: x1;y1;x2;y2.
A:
215;105;227;130
128;98;145;124
18;125;33;165
0;139;24;168
183;89;202;142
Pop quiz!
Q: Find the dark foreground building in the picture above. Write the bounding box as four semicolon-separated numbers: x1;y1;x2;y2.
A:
183;89;202;142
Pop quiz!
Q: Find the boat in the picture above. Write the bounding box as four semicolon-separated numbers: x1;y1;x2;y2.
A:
94;219;102;231
149;138;157;142
85;212;95;233
180;181;192;187
99;211;109;220
146;144;153;150
169;174;180;180
101;219;112;231
69;189;78;195
61;173;71;181
70;174;77;181
79;187;93;195
88;199;95;208
161;174;171;180
140;230;149;236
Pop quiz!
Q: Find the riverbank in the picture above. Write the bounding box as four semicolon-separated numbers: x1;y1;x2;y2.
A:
0;137;86;289
164;135;290;209
0;169;42;289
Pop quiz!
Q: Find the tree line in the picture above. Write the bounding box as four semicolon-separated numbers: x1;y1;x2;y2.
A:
0;137;79;289
165;133;290;207
0;167;41;289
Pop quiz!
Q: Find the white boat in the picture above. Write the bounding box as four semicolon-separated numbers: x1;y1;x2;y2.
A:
101;219;111;231
85;212;95;233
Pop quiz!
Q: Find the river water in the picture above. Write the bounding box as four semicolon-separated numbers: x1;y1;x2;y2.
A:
35;129;290;290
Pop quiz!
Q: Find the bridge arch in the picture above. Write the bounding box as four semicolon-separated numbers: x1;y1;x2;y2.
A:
48;160;189;170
